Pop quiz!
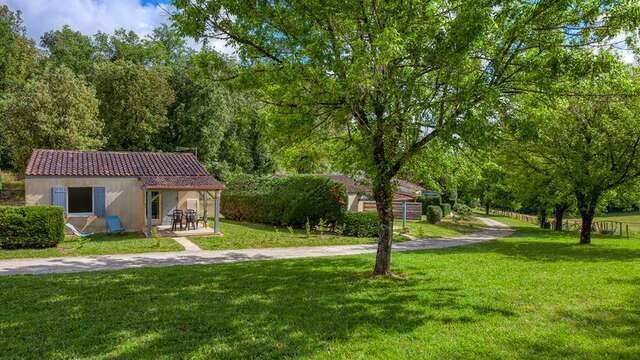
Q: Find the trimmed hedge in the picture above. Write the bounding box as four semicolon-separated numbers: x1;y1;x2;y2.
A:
441;203;451;217
0;206;64;249
453;203;473;219
418;195;441;214
426;205;443;224
221;175;347;227
341;212;378;237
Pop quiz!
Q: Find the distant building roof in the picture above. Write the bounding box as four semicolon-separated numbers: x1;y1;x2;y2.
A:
26;149;224;190
320;174;428;200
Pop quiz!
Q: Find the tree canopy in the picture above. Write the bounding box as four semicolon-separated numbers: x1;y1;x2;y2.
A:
173;0;636;274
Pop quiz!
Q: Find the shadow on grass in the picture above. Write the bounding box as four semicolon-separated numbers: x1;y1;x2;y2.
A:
441;226;640;262
0;256;512;359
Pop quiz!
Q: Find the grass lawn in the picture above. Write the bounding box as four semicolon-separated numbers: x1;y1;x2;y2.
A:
398;216;485;238
191;219;379;250
565;212;640;234
0;233;183;260
191;217;482;251
2;218;638;358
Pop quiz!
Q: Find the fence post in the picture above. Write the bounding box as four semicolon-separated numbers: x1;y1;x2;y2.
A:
402;201;407;230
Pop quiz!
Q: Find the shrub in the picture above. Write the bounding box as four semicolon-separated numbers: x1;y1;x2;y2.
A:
341;212;378;237
440;203;452;217
453;203;473;220
418;195;441;214
0;206;64;249
221;175;346;227
426;205;442;224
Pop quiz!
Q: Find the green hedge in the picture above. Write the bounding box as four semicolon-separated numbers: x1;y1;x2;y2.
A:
426;205;442;224
221;175;346;227
0;206;64;249
441;203;451;217
341;212;378;237
418;195;441;214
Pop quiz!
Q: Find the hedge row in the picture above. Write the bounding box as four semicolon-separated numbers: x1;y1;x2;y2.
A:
0;206;64;249
426;205;443;224
418;195;441;214
341;212;378;237
221;175;346;227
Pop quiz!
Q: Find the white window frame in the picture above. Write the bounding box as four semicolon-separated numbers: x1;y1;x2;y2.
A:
66;187;94;217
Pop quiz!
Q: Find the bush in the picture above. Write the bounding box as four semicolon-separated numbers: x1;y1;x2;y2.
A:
221;175;346;227
418;195;441;214
441;203;451;217
0;206;64;249
426;205;442;224
453;203;473;220
341;212;378;237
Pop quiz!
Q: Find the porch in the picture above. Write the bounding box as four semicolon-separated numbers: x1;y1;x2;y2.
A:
140;176;224;237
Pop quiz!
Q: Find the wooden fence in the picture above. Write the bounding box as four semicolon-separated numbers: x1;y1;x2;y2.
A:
360;201;422;220
490;209;539;224
490;208;632;238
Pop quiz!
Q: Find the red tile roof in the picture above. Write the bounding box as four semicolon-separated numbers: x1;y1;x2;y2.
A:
140;176;224;190
26;149;224;190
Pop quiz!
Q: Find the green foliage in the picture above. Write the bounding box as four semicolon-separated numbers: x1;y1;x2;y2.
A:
3;65;103;170
314;218;330;236
41;25;95;76
453;203;473;221
93;60;174;150
426;206;443;224
341;212;378;237
0;206;64;249
220;175;346;227
0;5;37;93
418;195;441;215
440;203;452;217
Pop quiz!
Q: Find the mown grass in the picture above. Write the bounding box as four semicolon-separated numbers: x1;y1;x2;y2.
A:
0;233;183;259
398;216;485;238
191;217;482;251
1;219;638;359
191;219;378;250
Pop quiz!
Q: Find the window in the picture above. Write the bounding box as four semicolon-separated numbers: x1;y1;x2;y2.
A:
146;191;161;220
68;187;93;215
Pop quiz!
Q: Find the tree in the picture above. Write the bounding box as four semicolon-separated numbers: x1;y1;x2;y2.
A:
3;66;103;170
173;0;633;275
0;5;38;169
0;5;37;94
505;56;640;244
41;25;95;76
92;60;174;150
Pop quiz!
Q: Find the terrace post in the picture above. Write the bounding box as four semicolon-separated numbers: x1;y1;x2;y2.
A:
146;190;152;236
203;191;209;228
214;190;221;235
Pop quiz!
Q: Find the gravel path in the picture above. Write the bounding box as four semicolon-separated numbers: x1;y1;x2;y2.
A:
0;217;511;276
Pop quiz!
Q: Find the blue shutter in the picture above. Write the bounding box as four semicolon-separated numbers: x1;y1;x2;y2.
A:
51;187;67;215
94;187;106;217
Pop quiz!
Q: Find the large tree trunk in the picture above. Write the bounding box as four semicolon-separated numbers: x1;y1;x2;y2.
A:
485;203;490;215
576;192;598;245
579;210;594;244
553;204;568;231
373;177;394;276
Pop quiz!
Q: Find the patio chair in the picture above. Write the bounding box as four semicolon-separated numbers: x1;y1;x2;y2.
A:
171;210;184;231
106;215;125;233
185;209;198;231
65;223;94;238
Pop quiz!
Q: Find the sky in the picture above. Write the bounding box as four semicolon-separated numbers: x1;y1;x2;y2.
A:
0;0;232;54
